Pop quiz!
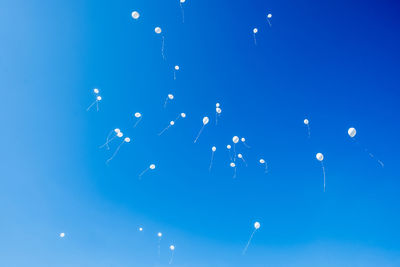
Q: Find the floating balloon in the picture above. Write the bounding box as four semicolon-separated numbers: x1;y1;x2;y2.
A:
230;162;237;178
87;89;102;112
139;163;156;178
159;112;186;135
232;136;239;160
169;245;175;265
259;158;268;174
303;118;311;138
106;136;131;164
238;153;247;166
157;232;163;257
316;153;326;192
139;227;143;232
100;128;121;150
164;93;174;108
209;146;217;171
194;116;209;143
348;127;356;138
253;28;258;45
243;222;260;254
131;11;140;19
347;127;384;167
226;144;233;161
134;112;142;127
241;137;251;148
154;27;165;60
59;233;65;238
215;103;222;125
173;65;179;80
267;13;272;27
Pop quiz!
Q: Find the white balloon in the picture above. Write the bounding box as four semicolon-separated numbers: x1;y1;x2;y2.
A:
158;232;162;237
170;245;175;250
59;233;65;238
230;162;236;167
93;88;99;94
241;137;246;142
259;159;265;164
267;13;272;18
114;128;120;133
304;119;309;125
181;113;186;118
175;65;180;70
124;137;131;143
170;121;175;126
139;227;143;231
96;96;102;101
168;94;174;100
135;112;142;118
238;153;243;159
150;164;156;169
253;28;258;34
203;117;209;125
131;11;140;19
348;127;356;138
227;145;231;149
216;103;220;108
316;153;324;161
155;27;162;34
117;132;123;138
254;222;260;229
233;136;239;143
216;107;221;114
180;0;186;3
212;146;216;152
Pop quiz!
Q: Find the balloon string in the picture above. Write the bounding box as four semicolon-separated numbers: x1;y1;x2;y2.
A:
180;3;184;23
157;238;161;257
243;142;251;149
134;117;142;128
233;166;237;178
352;138;384;168
106;140;124;164
86;100;97;111
242;157;248;167
161;36;165;60
307;125;311;138
321;162;326;192
215;112;218;125
99;134;116;149
169;250;175;265
158;124;171;136
164;97;169;108
267;19;272;27
194;125;205;143
242;229;257;255
209;151;215;172
253;33;257;46
138;167;149;179
264;163;268;174
96;100;99;111
173;70;176;80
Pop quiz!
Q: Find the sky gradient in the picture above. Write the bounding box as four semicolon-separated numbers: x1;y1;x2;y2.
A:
1;0;400;266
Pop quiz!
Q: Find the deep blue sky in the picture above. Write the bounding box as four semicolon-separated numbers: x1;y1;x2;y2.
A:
1;0;400;266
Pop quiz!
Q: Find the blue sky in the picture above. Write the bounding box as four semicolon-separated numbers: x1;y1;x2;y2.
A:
1;0;400;266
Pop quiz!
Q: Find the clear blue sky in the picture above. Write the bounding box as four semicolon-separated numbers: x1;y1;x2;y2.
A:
1;0;400;266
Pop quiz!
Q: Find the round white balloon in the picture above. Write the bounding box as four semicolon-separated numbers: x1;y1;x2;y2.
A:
155;27;162;34
348;127;356;138
316;153;324;161
131;11;140;19
254;222;260;229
